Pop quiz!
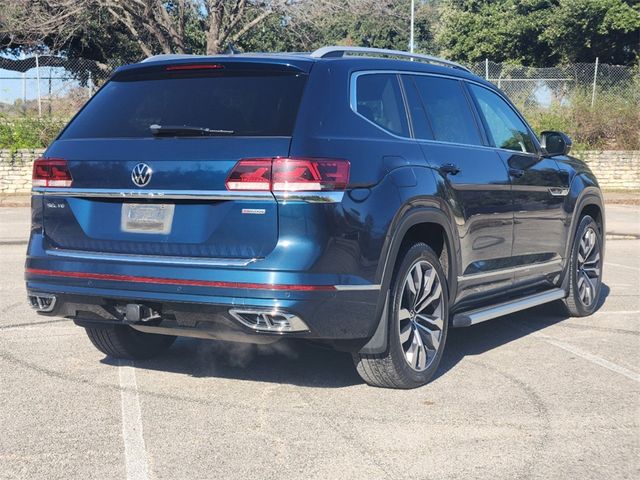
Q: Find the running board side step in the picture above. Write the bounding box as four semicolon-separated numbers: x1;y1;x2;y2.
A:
452;288;566;328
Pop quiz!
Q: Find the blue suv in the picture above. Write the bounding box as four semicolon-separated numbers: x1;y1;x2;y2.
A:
26;47;605;388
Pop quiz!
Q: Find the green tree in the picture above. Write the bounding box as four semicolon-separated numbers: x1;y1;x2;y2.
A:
542;0;640;64
436;0;640;66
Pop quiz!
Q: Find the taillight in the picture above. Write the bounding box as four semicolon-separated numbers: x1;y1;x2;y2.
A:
272;158;349;191
32;158;73;188
225;159;272;191
225;157;350;192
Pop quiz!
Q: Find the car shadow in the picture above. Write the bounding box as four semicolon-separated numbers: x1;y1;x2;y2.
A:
109;284;609;389
107;336;364;388
434;283;610;381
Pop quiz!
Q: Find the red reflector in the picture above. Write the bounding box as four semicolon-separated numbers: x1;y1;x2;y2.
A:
226;157;349;192
165;64;224;71
32;158;73;188
25;268;337;291
225;159;272;191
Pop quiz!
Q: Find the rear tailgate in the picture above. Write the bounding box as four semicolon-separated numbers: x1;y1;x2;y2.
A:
42;138;289;259
38;59;309;261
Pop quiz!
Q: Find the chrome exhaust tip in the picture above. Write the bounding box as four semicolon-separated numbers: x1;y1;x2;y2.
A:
229;309;309;333
28;293;57;312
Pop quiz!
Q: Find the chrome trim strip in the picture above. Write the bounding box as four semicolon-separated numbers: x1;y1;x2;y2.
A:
334;284;382;291
33;188;345;204
32;188;274;201
457;259;563;282
549;187;569;197
45;248;258;267
274;191;344;203
452;288;566;327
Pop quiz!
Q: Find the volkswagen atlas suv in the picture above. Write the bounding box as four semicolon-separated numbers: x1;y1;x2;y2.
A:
25;47;605;388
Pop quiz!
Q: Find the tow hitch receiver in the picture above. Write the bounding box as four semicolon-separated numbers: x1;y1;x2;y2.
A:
123;304;161;324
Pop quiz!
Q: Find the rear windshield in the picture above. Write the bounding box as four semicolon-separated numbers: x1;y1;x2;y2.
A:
60;71;307;138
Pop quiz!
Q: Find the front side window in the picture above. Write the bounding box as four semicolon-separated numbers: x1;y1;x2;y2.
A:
411;76;482;146
469;84;536;153
355;74;409;137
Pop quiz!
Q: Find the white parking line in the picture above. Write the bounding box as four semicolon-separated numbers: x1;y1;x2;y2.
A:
536;334;640;383
605;262;640;272
591;310;640;316
118;361;150;480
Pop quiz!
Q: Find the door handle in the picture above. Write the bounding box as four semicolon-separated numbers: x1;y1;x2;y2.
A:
440;163;461;176
509;168;525;178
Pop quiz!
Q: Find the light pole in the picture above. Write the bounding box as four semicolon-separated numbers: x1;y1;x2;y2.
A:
410;0;415;53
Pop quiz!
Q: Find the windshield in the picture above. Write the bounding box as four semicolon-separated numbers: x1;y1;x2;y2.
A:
60;71;307;139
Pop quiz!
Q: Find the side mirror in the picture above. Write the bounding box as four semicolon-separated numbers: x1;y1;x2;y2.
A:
540;131;572;156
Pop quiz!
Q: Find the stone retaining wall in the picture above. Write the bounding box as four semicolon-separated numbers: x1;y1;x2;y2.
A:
0;149;42;194
1;148;638;193
578;151;640;190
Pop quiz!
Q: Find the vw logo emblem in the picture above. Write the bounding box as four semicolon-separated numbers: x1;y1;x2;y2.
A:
131;163;152;187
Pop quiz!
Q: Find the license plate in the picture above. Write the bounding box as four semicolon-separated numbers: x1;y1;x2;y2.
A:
121;203;175;234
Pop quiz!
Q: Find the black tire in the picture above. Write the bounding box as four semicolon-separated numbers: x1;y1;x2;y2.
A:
84;324;176;360
353;243;449;389
564;215;603;317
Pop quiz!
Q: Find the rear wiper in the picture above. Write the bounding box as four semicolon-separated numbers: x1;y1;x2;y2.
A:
149;124;235;137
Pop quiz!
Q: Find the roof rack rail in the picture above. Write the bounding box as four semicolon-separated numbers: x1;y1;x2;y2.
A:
310;46;471;73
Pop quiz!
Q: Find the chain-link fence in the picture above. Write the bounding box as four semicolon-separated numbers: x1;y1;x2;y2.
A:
467;59;639;109
0;55;119;118
0;54;638;149
1;54;638;118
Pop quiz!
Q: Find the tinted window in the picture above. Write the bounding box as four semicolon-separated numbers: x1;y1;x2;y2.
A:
412;76;481;145
356;74;409;136
61;72;307;138
401;76;432;139
469;84;536;153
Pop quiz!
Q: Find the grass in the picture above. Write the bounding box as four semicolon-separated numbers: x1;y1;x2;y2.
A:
522;90;640;151
0;115;67;151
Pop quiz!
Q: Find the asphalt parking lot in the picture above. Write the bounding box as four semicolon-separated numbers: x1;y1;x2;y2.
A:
1;206;638;480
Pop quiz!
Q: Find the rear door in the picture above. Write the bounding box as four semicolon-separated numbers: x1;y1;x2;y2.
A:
401;74;514;305
40;60;308;261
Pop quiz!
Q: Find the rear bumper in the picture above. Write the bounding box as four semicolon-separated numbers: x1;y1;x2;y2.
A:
26;288;379;344
25;234;381;343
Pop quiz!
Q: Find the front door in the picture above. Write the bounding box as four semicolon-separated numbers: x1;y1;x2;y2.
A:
467;83;568;288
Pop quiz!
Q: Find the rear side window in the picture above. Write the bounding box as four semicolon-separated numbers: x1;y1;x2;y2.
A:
411;76;482;146
355;74;409;137
400;76;432;139
468;84;536;153
60;71;307;138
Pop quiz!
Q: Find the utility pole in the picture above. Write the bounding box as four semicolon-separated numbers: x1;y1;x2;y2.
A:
35;54;42;117
591;57;599;108
410;0;415;53
22;72;26;112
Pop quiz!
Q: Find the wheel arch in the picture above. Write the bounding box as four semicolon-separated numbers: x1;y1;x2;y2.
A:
361;204;459;354
561;177;605;290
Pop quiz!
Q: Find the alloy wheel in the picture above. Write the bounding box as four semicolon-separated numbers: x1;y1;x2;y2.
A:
576;226;601;307
398;260;445;372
